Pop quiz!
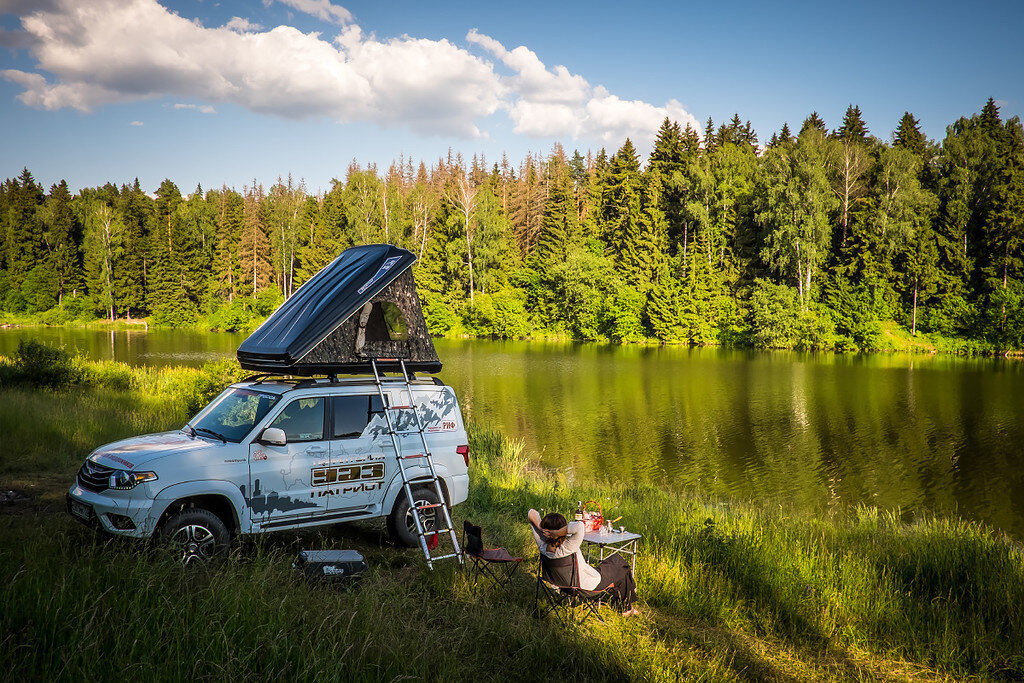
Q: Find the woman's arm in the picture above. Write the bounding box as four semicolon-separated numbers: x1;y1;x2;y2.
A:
562;520;586;553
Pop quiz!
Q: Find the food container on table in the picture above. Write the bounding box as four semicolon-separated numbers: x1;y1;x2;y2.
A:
582;500;603;532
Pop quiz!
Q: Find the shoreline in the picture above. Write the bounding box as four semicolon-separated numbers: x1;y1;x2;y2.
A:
1;317;1019;359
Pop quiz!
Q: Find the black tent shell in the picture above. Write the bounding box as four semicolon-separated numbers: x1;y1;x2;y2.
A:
237;244;441;375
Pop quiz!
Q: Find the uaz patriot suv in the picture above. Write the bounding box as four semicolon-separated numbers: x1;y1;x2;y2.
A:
66;375;469;563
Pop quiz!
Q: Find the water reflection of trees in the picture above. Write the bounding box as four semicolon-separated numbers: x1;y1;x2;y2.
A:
437;340;1024;538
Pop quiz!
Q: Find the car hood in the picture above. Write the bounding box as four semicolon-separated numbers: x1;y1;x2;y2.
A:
90;431;222;469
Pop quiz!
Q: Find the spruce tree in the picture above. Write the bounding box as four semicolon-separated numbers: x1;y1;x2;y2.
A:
536;147;577;266
835;104;869;142
7;168;44;283
800;112;827;136
779;123;793;145
703;117;717;154
646;256;684;341
44;180;82;304
238;186;273;298
893;112;926;156
113;179;152;317
604;139;643;281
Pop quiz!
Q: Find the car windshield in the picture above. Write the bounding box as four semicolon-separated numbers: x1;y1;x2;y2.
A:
188;387;281;443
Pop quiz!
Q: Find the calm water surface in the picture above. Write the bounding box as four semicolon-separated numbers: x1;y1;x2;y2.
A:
3;329;1022;538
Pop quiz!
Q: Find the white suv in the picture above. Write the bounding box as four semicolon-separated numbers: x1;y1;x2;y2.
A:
66;375;469;563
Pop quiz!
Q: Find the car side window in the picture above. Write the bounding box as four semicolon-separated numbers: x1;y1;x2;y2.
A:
332;395;385;439
270;397;325;442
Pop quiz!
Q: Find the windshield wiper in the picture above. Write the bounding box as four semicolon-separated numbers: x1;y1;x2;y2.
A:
193;427;227;443
183;425;196;439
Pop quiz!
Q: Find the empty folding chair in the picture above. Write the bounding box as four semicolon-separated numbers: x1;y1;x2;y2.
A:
462;520;522;595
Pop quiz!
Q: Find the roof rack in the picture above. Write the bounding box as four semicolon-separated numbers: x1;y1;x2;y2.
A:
237;372;446;388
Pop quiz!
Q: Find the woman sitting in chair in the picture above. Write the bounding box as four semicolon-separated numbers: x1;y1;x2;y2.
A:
528;508;638;615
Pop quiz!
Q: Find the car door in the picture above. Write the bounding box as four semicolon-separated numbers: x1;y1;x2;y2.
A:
247;395;330;527
325;394;390;513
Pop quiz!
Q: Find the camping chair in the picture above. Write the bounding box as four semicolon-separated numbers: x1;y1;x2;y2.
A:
534;553;616;625
462;521;522;595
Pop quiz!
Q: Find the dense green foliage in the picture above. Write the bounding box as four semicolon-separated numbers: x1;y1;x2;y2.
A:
1;360;1022;680
2;100;1022;350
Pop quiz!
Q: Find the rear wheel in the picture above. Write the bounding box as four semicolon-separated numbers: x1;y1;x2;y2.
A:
387;487;440;547
159;508;230;565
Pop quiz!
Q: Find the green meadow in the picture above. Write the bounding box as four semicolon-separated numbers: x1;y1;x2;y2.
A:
1;349;1022;681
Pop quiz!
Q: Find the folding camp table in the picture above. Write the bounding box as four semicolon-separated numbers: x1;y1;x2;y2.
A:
582;529;642;574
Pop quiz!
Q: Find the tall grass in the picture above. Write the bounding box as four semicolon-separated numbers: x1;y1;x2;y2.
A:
1;358;1022;681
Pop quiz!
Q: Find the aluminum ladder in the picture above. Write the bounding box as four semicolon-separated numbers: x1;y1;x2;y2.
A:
371;358;462;569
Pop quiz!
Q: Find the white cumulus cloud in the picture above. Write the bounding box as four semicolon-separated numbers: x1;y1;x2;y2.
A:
1;0;502;137
268;0;352;25
0;0;699;147
467;28;699;146
223;16;263;33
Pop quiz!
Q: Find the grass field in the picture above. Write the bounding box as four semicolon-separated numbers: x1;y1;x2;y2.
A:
1;355;1022;681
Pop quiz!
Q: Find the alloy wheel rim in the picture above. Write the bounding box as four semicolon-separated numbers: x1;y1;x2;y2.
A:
406;497;436;535
170;524;216;565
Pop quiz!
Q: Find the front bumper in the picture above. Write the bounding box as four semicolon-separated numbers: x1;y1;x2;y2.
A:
66;484;156;539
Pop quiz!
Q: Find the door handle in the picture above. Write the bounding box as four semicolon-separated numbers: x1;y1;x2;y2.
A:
305;446;327;456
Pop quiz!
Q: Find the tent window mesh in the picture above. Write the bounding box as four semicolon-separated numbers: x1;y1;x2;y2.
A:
364;301;409;342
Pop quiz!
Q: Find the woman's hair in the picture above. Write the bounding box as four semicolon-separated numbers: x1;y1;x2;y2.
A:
540;512;568;550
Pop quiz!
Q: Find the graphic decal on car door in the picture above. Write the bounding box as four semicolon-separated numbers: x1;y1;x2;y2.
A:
365;389;458;440
245;397;331;524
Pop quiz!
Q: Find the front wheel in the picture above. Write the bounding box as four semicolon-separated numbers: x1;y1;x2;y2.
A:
159;508;230;565
387;487;440;547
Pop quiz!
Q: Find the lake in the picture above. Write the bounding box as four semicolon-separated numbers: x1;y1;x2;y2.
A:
2;327;1022;539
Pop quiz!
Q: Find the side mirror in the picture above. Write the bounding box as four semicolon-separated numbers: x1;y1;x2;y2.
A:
260;427;287;446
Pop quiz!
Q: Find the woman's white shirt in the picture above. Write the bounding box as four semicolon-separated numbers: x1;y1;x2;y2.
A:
531;520;601;590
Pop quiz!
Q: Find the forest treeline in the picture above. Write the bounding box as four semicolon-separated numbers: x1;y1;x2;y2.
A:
1;99;1022;350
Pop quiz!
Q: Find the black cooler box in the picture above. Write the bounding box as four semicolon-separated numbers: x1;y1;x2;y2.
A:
293;550;367;586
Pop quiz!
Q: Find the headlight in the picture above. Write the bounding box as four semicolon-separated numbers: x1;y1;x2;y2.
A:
108;470;158;490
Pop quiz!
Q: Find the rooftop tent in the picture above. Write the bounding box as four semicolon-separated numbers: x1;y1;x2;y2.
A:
237;244;441;375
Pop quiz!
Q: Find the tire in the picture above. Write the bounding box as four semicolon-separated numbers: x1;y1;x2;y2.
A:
159;508;230;566
387;487;440;548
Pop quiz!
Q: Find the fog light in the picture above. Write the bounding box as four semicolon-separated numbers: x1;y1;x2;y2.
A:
106;513;136;530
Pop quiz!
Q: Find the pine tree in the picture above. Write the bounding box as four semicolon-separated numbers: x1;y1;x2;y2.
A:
835;104;869;142
43;180;82;304
211;187;243;303
536;146;577;266
238;186;273;298
6;168;44;283
703;117;716;154
800;112;827;136
984;121;1024;339
646;256;684;341
893;112;926;156
779;123;793;145
604;139;644;282
679;250;716;344
113;179;152;317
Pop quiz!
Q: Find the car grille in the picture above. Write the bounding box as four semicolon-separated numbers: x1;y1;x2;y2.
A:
78;460;113;492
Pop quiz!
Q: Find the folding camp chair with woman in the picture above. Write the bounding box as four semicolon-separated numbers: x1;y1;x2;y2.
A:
535;552;617;625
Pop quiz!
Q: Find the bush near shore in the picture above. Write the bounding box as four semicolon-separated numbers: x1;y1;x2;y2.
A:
1;355;1022;681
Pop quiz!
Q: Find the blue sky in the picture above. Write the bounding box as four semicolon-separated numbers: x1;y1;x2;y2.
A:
1;0;1021;194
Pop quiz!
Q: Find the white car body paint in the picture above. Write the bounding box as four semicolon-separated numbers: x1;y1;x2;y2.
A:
66;378;469;539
